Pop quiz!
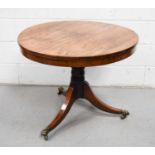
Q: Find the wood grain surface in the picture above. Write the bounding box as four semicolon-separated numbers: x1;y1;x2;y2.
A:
18;21;138;67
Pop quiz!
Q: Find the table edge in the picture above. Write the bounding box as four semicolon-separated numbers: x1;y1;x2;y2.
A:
19;44;137;67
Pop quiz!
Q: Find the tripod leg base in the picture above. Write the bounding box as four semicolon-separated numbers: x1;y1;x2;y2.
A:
40;67;130;140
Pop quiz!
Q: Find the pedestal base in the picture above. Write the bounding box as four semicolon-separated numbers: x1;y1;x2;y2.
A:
41;67;129;140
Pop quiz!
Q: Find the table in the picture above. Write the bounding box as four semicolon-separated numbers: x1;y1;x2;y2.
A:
18;21;138;140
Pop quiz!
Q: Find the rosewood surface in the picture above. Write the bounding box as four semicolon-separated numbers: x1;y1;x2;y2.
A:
18;21;138;67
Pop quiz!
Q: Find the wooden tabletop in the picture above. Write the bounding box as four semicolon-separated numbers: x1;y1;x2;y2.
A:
18;21;138;67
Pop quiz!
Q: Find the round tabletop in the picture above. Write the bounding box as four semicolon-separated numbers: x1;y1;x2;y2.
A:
18;21;138;67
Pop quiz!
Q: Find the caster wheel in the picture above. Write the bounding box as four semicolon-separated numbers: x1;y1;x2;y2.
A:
44;135;48;141
41;128;49;141
120;110;129;119
57;86;65;95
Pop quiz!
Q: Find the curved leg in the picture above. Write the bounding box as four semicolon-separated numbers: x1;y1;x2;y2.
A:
84;82;129;119
41;87;75;140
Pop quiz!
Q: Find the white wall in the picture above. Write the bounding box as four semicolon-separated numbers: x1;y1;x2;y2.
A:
0;8;154;87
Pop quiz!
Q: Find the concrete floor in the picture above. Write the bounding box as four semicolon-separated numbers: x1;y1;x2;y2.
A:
0;85;155;146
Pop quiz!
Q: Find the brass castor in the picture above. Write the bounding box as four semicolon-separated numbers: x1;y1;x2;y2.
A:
57;86;65;95
41;128;49;141
120;110;130;119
